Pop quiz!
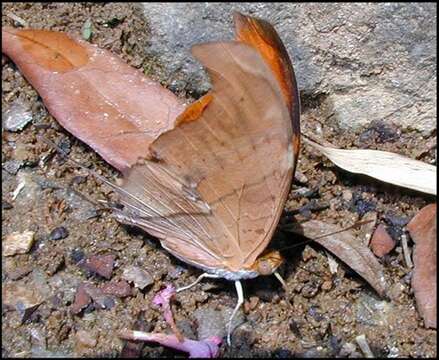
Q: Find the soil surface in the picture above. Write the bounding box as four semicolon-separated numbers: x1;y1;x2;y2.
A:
2;3;437;358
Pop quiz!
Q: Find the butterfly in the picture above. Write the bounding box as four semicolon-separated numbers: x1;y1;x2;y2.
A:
109;12;301;345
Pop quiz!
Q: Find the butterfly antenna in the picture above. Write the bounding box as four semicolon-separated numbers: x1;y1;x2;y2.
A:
278;219;374;252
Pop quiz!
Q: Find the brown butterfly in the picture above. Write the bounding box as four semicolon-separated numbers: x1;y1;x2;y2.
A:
110;12;301;345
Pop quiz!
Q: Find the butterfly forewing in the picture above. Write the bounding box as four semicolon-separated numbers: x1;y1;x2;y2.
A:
117;41;294;273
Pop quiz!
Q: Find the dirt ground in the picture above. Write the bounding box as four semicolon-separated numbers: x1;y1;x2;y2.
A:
2;3;437;358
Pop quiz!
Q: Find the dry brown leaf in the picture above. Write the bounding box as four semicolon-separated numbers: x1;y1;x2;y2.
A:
303;137;436;196
406;203;437;328
287;220;388;297
2;27;184;173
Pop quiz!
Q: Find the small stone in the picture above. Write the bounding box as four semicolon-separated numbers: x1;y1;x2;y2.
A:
80;254;115;279
49;226;69;240
194;306;244;340
70;284;92;315
3;160;24;175
301;280;321;298
294;170;309;184
244;296;259;313
2;200;13;210
370;224;396;257
321;280;333;291
75;330;97;354
122;266;153;290
388;282;405;303
2;283;44;323
3;230;35;256
338;343;358;357
70;248;85;264
7;264;33;281
3;98;33;132
41;252;65;276
342;189;353;202
101;280;132;298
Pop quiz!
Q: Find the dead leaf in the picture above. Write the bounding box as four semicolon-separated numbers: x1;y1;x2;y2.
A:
303;137;436;195
406;203;437;328
2;27;184;173
287;220;388;297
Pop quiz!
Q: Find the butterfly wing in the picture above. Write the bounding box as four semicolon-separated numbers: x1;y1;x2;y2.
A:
116;41;295;272
234;11;301;175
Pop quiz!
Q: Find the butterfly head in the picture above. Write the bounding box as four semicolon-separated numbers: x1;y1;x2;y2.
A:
250;250;284;276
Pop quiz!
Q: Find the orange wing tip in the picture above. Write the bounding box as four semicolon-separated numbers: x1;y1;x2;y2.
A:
175;93;213;126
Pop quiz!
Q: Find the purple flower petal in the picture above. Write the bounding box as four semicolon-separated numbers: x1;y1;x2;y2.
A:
152;284;184;340
119;330;221;358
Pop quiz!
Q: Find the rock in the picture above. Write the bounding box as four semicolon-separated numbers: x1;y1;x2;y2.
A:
388;282;405;303
83;284;115;310
71;283;116;314
40;251;65;276
2;282;44;323
75;330;97;354
194;306;245;340
3;230;35;256
2;98;33;132
2;159;24;175
70;248;85;264
79;254;116;279
294;170;309;184
243;296;259;313
339;342;360;357
70;284;92;315
341;189;353;202
2;200;13;210
141;3;435;134
101;280;132;298
49;226;69;240
370;224;396;257
122;266;154;290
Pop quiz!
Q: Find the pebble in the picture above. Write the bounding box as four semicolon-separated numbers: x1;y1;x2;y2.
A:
3;230;35;256
3;159;24;175
75;330;97;354
80;254;116;279
370;224;396;257
244;296;259;313
3;98;33;132
122;266;154;290
101;280;132;298
388;282;405;303
342;189;353;202
294;170;309;184
70;248;85;264
194;306;244;340
321;279;333;291
2;200;13;210
70;284;92;315
2;282;44;323
49;226;69;240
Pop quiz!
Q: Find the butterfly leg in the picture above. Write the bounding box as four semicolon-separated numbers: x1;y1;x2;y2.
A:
274;271;287;291
227;280;244;346
176;272;220;293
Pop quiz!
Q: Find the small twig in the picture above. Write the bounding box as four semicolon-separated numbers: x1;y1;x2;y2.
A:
6;12;28;27
355;334;374;358
401;233;413;269
325;251;339;274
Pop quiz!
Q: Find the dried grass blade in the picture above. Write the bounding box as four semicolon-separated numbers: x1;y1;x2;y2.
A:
303;137;436;195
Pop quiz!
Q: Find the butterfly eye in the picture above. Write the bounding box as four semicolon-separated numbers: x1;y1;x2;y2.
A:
257;259;274;275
